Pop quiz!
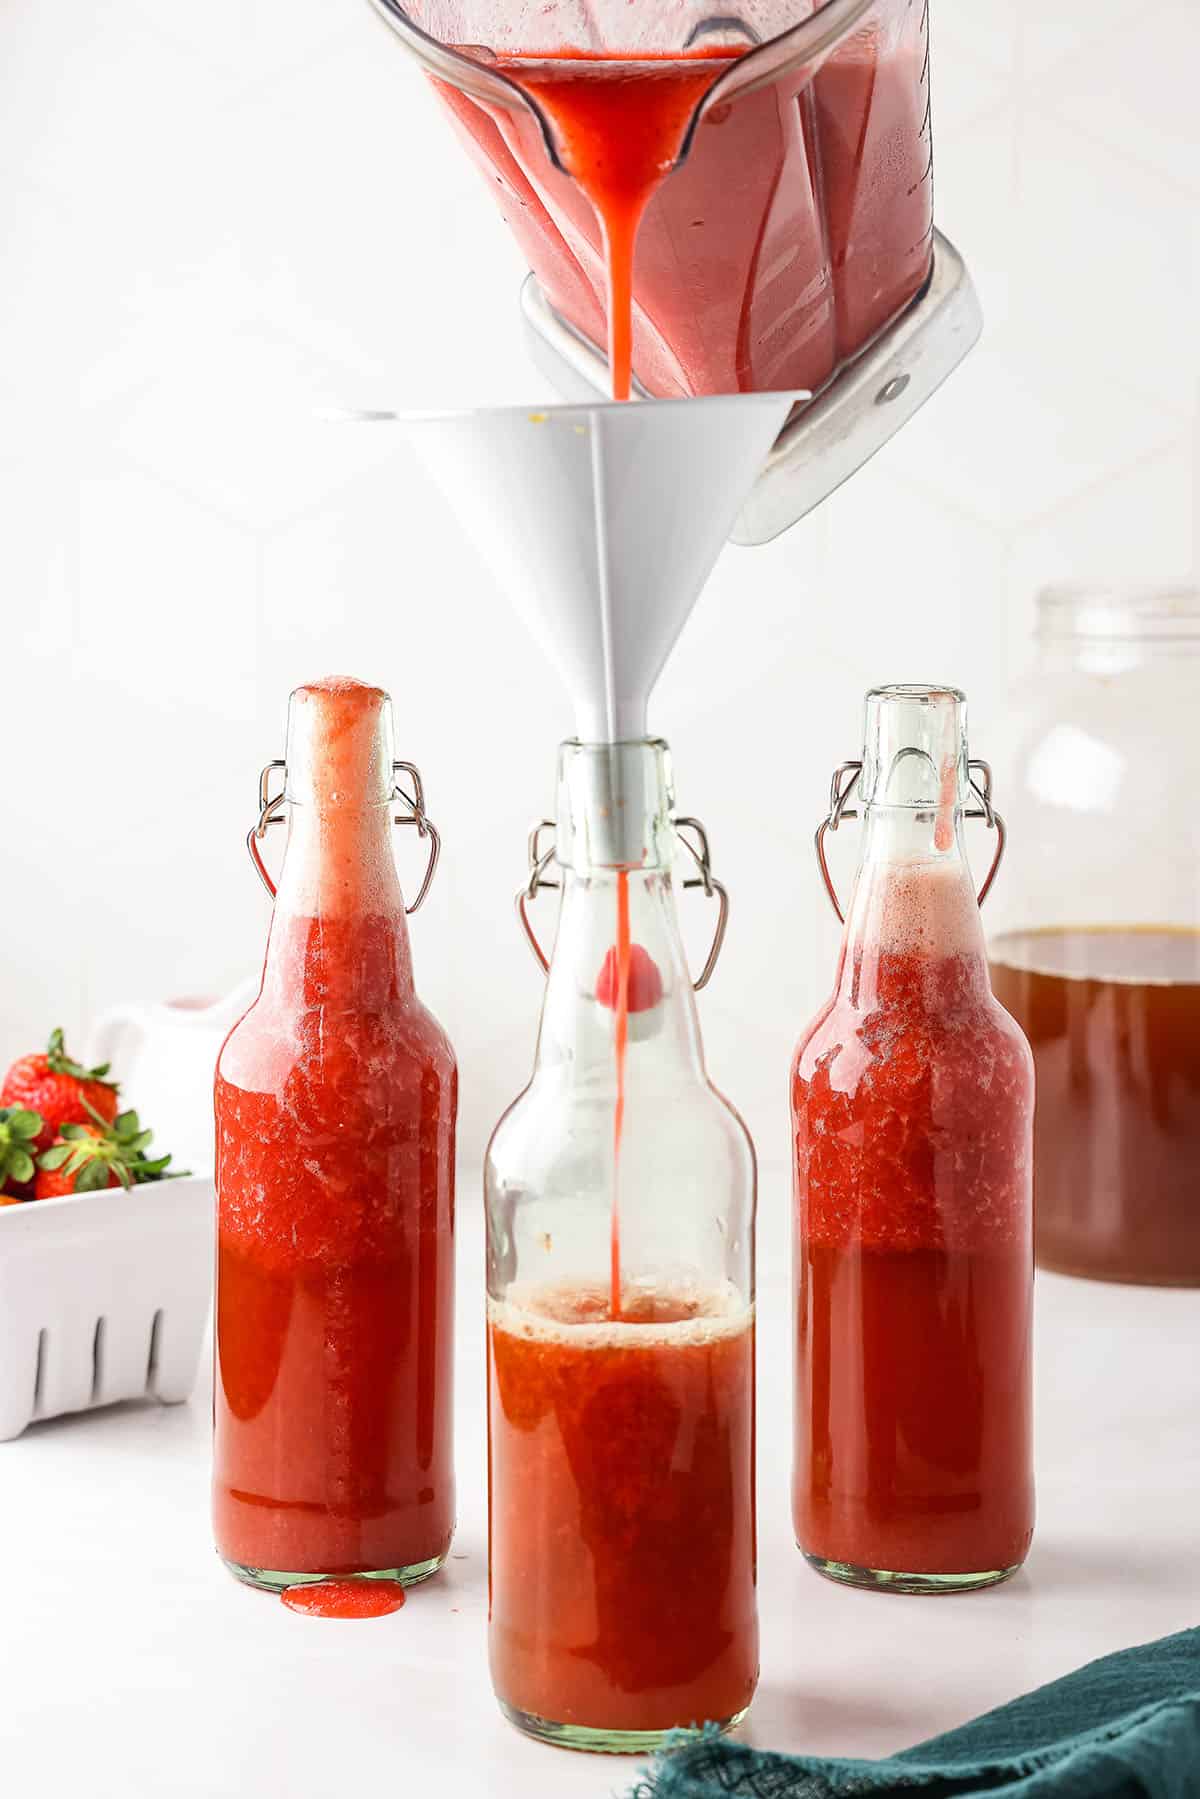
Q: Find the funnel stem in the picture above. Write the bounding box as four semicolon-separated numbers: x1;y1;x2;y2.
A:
589;427;621;743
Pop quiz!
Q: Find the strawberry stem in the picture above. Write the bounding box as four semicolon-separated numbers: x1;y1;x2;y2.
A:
44;1028;118;1091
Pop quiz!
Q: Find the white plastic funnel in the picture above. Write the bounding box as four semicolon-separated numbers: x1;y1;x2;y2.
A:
402;394;797;742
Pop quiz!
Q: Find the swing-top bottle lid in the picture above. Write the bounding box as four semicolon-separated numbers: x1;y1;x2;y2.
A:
859;684;970;811
283;677;397;808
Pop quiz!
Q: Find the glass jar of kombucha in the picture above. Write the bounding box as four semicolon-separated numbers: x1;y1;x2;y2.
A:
485;739;757;1752
989;589;1200;1288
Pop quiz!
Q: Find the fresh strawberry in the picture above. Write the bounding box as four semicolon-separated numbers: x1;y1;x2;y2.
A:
0;1106;45;1199
2;1029;120;1151
595;943;665;1014
35;1125;120;1198
34;1107;182;1200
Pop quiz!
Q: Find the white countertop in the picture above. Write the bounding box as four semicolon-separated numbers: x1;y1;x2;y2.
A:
3;1174;1198;1797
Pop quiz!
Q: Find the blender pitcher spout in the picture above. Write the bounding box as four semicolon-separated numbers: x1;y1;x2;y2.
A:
371;0;881;174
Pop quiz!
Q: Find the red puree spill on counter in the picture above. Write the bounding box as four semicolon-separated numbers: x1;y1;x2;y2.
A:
281;1579;407;1619
214;678;456;1583
793;872;1034;1578
440;34;932;401
488;1283;757;1733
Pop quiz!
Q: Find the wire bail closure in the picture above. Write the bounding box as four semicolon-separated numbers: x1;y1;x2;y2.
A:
246;758;442;913
814;758;1006;924
516;815;730;991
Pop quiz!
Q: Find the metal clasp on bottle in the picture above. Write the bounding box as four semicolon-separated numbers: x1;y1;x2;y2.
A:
246;759;442;913
814;759;1006;924
516;816;730;991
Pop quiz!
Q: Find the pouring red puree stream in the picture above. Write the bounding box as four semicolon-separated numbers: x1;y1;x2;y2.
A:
490;56;714;1293
479;57;716;1303
593;870;665;1318
611;871;632;1314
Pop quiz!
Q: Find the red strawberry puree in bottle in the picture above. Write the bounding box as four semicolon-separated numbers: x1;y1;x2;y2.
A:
488;1282;756;1736
438;17;932;401
214;679;456;1587
793;858;1035;1587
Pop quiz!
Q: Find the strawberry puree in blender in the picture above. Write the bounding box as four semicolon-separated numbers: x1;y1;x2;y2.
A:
482;51;728;399
214;680;457;1586
440;22;932;399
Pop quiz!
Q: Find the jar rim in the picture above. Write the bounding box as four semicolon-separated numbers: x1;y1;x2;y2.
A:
1038;584;1200;641
865;682;967;705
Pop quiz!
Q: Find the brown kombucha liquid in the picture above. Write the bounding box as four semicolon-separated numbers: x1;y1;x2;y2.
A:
989;927;1200;1286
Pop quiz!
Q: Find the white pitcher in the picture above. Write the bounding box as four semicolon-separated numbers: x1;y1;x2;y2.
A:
86;978;260;1176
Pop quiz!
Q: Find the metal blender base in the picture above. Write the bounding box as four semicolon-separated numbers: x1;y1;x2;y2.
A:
520;228;983;546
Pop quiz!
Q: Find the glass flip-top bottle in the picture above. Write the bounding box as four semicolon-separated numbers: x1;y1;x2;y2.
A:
792;686;1035;1595
214;678;457;1594
486;738;757;1753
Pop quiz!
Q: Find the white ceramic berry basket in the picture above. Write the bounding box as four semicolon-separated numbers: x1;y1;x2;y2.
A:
0;1175;213;1442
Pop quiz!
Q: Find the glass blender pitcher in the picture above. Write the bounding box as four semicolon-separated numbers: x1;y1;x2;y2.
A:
372;0;937;404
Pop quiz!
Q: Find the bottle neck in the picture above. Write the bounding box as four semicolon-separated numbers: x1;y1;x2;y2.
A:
836;803;989;1008
260;800;414;1006
536;858;706;1082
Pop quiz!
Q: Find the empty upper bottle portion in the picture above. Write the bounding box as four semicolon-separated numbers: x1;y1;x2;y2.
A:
859;684;971;814
276;678;406;919
841;685;989;980
284;677;397;810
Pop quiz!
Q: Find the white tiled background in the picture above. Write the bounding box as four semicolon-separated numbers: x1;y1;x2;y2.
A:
2;0;1197;1177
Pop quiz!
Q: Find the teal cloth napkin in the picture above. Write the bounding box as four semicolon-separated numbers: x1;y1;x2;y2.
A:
634;1628;1200;1799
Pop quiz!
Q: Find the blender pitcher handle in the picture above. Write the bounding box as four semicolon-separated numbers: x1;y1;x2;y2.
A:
815;760;1006;923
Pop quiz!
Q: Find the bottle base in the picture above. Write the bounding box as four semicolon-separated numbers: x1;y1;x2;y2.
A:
220;1553;447;1595
497;1700;749;1755
804;1552;1022;1596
